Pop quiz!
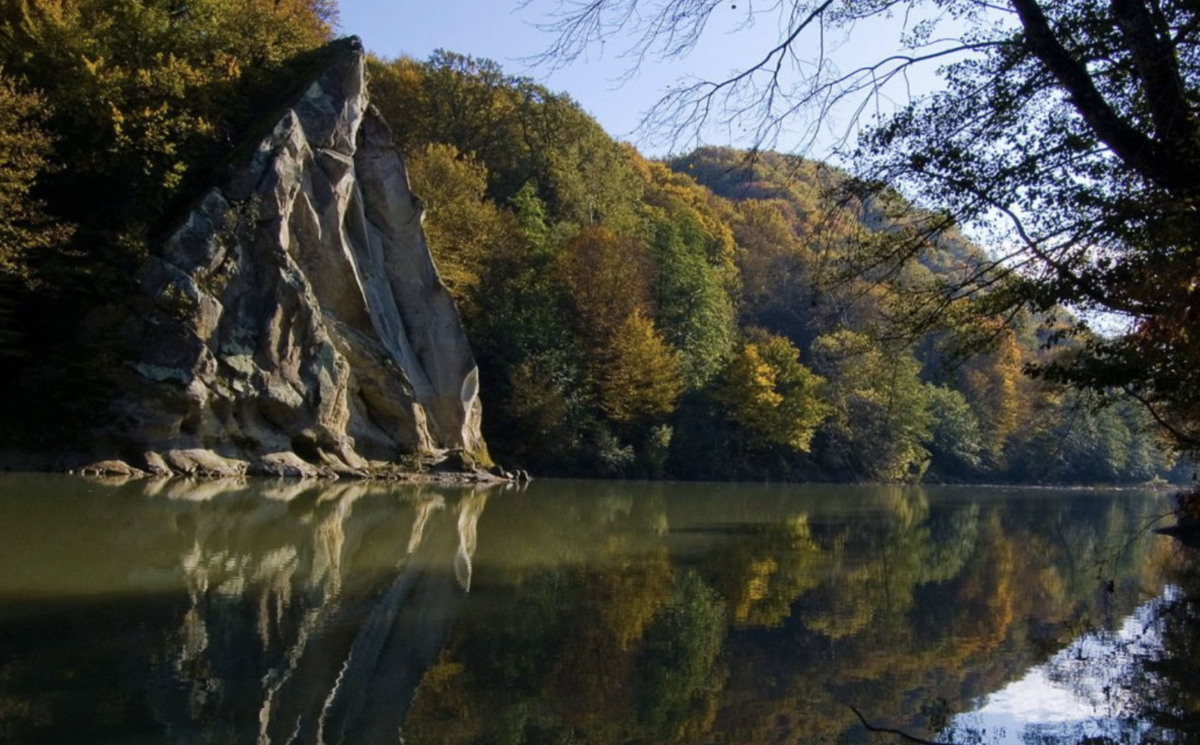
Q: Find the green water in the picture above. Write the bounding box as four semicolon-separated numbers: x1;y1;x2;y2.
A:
0;474;1187;744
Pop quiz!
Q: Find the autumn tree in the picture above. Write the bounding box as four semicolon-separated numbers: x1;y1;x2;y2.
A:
0;70;72;362
367;50;644;230
0;0;335;442
559;225;654;349
0;71;68;280
597;310;684;425
0;0;335;223
727;198;811;337
405;143;512;318
953;327;1035;467
715;331;829;453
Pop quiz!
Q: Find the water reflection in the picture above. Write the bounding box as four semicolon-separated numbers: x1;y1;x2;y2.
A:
0;477;1186;744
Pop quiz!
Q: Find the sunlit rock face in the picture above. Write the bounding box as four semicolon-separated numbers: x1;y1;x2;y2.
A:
114;38;486;476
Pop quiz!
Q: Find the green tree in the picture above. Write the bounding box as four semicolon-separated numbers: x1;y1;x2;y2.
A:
926;385;985;479
810;330;934;482
644;212;736;389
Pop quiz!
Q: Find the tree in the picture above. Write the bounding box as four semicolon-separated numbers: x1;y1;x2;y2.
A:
638;159;738;388
0;0;335;443
714;330;830;452
925;385;985;478
0;70;73;359
559;225;654;348
597;310;684;425
810;330;934;481
367;50;644;230
405;142;510;318
0;0;335;219
531;0;1200;456
0;71;69;280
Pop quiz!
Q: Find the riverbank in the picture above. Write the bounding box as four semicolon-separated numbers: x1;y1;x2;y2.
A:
0;447;522;484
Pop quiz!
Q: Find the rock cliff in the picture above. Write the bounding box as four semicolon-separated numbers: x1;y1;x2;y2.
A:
107;38;488;478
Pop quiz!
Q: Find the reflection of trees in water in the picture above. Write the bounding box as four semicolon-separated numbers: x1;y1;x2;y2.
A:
397;488;1169;745
0;479;1180;745
1113;546;1200;744
944;561;1197;745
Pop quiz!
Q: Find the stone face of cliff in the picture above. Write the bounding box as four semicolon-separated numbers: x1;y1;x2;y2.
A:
111;40;487;477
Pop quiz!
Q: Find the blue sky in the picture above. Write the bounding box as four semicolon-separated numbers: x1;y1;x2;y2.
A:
334;0;954;159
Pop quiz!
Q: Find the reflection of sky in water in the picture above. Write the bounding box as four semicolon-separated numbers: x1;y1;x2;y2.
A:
946;588;1174;744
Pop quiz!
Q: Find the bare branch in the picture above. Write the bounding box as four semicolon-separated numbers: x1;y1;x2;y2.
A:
847;704;956;745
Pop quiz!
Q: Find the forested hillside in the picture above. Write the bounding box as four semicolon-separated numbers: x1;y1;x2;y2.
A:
367;52;1186;484
0;0;1187;483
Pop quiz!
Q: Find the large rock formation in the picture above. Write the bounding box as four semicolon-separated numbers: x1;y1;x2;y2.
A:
108;38;488;478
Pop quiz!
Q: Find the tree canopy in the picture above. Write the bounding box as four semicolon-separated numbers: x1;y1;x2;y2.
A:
531;0;1200;459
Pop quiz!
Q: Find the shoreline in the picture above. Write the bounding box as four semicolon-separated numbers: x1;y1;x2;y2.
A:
0;448;523;485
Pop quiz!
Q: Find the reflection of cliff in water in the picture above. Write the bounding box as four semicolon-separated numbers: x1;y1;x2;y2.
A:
156;480;491;744
0;477;1179;745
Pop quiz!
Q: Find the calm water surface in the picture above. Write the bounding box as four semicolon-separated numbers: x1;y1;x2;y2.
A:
0;474;1192;744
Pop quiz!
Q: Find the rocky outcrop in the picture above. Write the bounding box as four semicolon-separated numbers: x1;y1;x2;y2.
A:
109;38;488;477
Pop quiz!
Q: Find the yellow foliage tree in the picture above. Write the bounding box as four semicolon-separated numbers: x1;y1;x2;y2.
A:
0;71;71;279
405;142;519;319
716;331;830;452
559;225;654;347
962;327;1032;463
598;310;684;424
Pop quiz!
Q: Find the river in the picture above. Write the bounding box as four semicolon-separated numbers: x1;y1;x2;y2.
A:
0;474;1193;744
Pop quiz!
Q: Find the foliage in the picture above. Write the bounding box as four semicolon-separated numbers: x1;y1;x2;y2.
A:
636;570;727;743
558;225;653;349
405;142;510;317
842;0;1200;457
0;0;335;221
523;0;1200;471
0;0;334;444
1008;390;1179;484
367;49;643;230
596;310;684;425
810;330;935;482
0;70;70;281
714;331;829;453
925;385;985;479
0;2;1188;483
639;159;738;388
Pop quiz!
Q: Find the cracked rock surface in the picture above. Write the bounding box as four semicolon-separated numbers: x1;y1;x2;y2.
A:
108;40;487;477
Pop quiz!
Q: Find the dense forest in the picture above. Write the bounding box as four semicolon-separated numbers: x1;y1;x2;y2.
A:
0;0;1191;484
